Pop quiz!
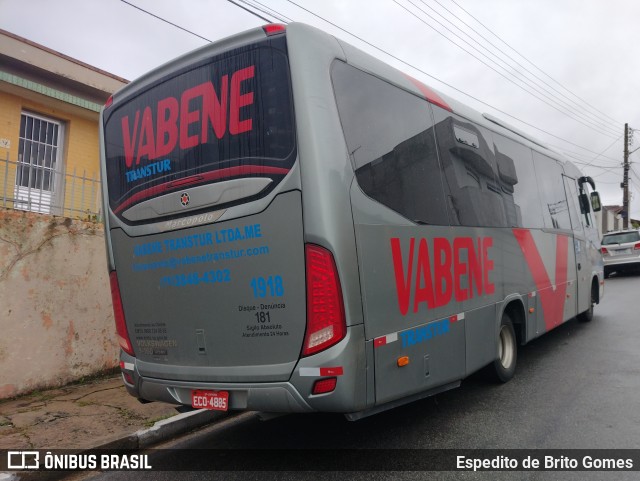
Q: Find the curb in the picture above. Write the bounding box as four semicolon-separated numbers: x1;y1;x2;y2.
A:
96;408;228;450
6;409;228;480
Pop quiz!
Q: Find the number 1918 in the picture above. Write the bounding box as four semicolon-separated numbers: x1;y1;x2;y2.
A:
250;275;284;298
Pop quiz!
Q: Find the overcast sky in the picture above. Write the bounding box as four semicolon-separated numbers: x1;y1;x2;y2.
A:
2;0;639;217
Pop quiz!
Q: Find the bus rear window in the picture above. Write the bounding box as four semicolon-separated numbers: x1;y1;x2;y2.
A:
103;37;295;219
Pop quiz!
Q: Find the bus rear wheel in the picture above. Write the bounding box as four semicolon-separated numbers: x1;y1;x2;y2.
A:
577;281;597;323
491;313;517;383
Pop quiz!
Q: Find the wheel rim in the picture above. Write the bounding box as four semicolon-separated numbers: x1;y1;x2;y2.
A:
498;325;515;369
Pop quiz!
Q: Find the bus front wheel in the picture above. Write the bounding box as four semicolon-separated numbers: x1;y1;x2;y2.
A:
492;313;517;383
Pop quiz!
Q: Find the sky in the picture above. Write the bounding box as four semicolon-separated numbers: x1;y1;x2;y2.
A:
1;0;639;218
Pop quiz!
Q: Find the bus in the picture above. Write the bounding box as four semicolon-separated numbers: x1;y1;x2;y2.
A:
100;22;604;420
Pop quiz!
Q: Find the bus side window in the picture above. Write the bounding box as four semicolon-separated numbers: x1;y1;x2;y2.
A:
532;152;572;231
563;175;585;233
491;134;544;228
431;108;507;228
331;61;449;226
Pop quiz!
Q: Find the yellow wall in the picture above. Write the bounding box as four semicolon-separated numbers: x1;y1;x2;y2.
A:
0;91;21;210
0;92;22;155
0;90;101;218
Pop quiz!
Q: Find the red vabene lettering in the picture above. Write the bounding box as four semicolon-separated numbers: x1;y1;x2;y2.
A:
121;65;255;168
390;236;495;316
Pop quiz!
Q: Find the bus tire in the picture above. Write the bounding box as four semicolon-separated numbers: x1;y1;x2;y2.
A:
492;313;517;383
577;282;596;323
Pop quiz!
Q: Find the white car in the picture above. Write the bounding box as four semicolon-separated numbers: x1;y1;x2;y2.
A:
601;229;640;278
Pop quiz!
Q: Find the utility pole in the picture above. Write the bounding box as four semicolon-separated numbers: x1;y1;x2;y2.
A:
623;123;630;229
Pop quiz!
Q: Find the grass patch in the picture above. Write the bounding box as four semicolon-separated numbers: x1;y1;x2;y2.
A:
114;406;145;422
28;390;56;403
66;367;120;387
143;414;174;428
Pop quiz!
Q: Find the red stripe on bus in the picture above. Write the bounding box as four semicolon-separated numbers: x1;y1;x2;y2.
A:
114;165;290;214
513;229;568;331
320;367;344;377
404;74;453;112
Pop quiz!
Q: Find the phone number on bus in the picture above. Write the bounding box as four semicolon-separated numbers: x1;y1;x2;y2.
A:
160;269;231;288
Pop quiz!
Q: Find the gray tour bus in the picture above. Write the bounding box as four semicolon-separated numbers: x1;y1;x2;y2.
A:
100;22;603;420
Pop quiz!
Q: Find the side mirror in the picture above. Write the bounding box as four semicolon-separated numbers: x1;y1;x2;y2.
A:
590;192;602;212
579;176;596;191
579;193;590;214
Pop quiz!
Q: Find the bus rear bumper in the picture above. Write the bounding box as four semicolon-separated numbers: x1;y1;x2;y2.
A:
119;324;367;414
131;376;314;413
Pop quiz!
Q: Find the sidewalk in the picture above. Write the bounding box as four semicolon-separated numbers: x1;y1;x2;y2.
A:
0;373;223;451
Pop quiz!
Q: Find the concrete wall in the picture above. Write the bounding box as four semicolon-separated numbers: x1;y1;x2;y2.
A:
0;208;117;399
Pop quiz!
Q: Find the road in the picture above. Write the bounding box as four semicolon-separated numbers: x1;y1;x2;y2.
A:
84;272;640;480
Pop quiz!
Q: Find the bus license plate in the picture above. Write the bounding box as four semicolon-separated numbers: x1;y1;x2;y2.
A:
191;390;229;411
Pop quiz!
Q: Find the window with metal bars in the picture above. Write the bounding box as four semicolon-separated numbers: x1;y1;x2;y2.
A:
15;112;64;213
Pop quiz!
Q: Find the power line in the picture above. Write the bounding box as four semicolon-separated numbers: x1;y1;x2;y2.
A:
120;0;212;43
428;0;624;132
395;0;618;139
546;139;621;163
577;134;624;169
568;163;620;176
567;158;620;172
123;0;617;161
556;148;620;166
226;0;273;23
410;0;620;137
240;0;293;23
592;178;622;184
446;0;623;127
587;171;617;182
282;0;620;152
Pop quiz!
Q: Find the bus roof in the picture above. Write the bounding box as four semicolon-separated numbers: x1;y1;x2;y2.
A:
105;21;580;177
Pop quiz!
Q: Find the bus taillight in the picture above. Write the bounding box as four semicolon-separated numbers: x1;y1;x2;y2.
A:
634;243;640;250
263;24;286;36
302;244;346;357
601;247;609;255
109;271;134;356
312;378;337;395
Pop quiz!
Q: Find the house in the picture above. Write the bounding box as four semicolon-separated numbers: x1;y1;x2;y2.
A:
0;28;128;219
0;29;131;398
594;204;640;239
595;205;623;237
